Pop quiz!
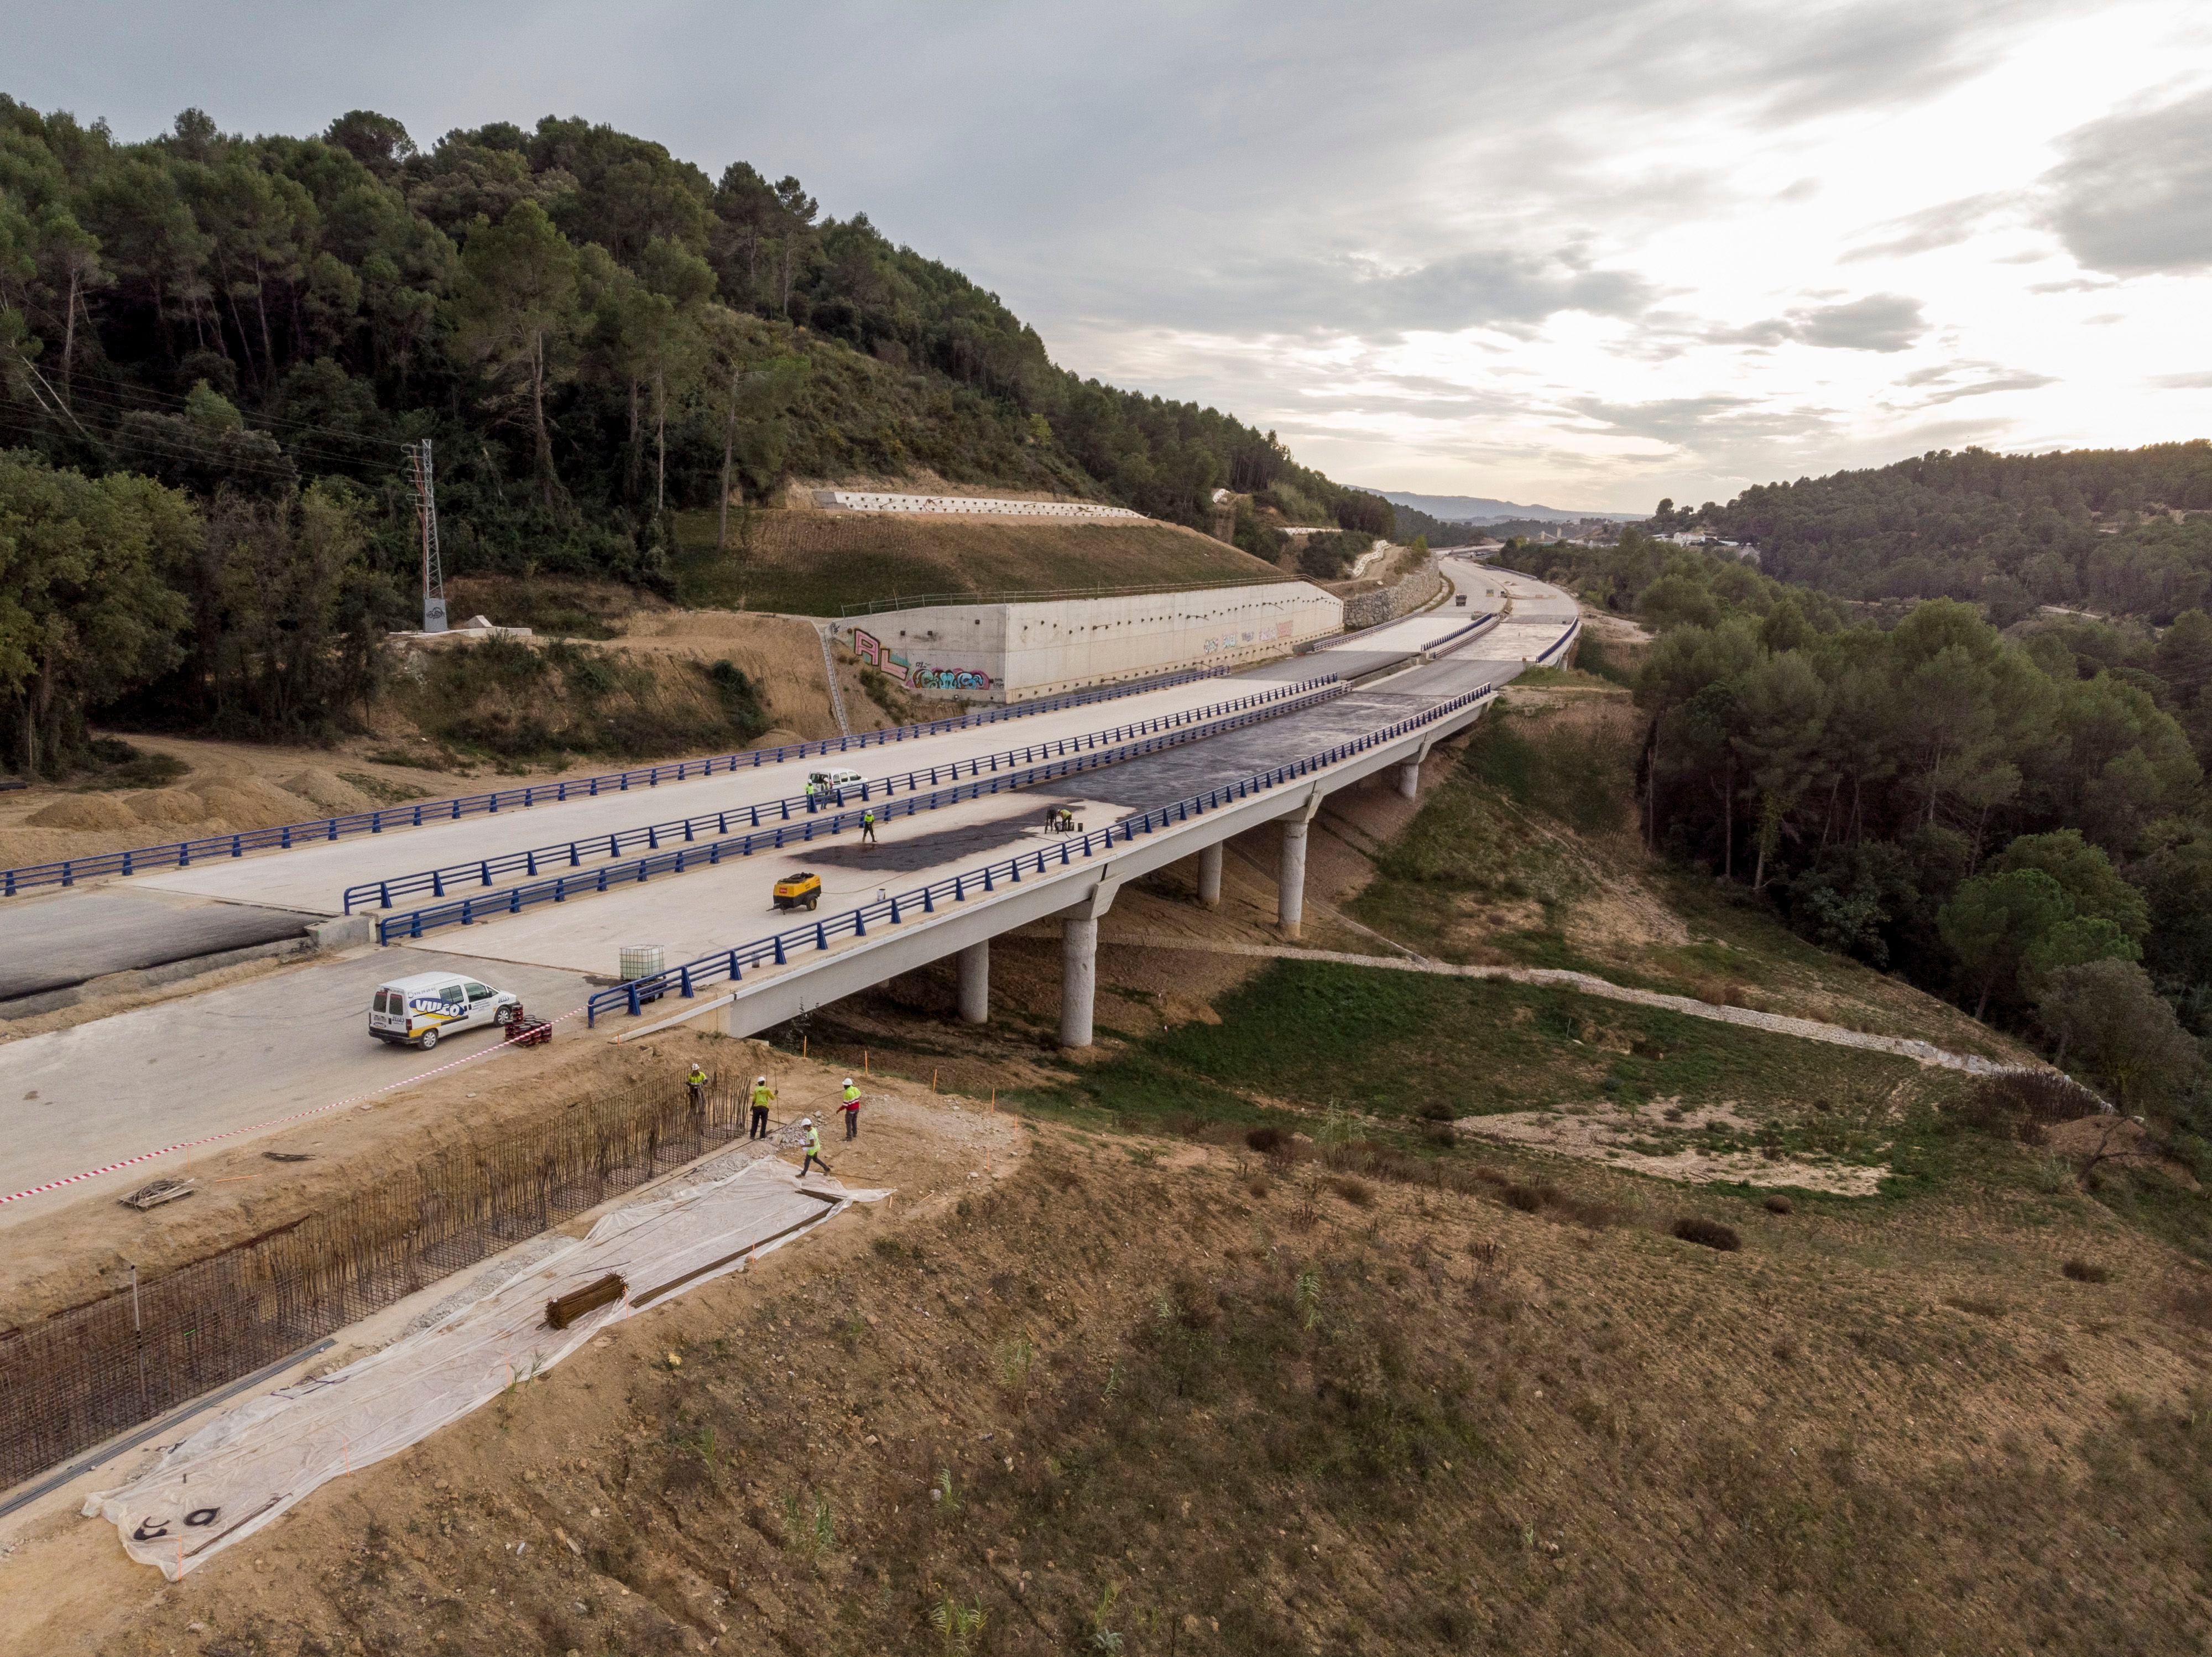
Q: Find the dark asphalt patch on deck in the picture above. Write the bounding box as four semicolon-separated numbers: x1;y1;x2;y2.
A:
0;890;319;1001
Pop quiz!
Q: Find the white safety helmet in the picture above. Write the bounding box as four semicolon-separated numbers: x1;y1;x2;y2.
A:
843;1077;854;1086
756;1075;767;1084
800;1117;813;1127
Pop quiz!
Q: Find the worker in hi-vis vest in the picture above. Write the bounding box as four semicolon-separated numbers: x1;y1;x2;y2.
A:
749;1075;775;1141
799;1117;831;1179
860;808;878;844
840;1077;862;1140
686;1065;708;1112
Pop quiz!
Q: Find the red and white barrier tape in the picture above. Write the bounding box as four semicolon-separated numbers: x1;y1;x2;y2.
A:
0;1003;593;1207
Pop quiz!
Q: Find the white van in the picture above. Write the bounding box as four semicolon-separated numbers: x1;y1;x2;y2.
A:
369;971;520;1050
806;767;865;799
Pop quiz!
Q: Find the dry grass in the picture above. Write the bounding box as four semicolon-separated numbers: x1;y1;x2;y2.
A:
672;509;1280;616
25;1128;2212;1656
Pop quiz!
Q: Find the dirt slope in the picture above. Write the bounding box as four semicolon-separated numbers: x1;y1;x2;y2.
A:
672;510;1282;617
11;1117;2209;1655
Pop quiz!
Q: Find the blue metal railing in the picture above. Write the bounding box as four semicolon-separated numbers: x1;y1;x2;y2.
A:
586;678;1502;1025
342;678;1337;914
1416;612;1496;657
0;665;1241;898
1534;617;1580;665
377;681;1352;945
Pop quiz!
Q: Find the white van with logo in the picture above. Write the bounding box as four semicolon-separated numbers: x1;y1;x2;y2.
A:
806;767;865;801
369;972;520;1050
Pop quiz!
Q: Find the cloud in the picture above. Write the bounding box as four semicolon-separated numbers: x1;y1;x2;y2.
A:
1892;359;2056;404
1102;247;1657;343
1602;0;2082;131
1792;293;1928;351
2150;371;2212;389
1715;293;1929;353
2041;86;2212;275
1914;371;2058;406
1841;192;2013;262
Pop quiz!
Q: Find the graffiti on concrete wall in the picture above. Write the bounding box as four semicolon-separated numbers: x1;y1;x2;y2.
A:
1198;618;1296;655
852;628;992;692
910;664;992;692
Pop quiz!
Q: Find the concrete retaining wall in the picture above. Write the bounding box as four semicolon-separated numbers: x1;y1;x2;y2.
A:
812;490;1145;522
1342;557;1444;630
839;581;1343;702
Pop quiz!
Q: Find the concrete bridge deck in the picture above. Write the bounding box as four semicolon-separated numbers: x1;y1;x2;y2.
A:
0;561;1577;1224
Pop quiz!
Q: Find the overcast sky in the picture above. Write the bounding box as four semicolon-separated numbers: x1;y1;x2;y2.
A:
7;0;2210;510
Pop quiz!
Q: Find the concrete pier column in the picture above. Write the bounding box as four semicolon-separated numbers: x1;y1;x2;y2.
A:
1197;842;1224;909
957;940;990;1025
1396;760;1422;800
1279;821;1310;940
1059;918;1098;1049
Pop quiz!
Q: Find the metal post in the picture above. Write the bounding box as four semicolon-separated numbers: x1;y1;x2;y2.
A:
407;440;448;633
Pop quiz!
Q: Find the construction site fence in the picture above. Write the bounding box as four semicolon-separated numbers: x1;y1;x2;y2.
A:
342;676;1335;914
0;1066;761;1498
0;666;1228;899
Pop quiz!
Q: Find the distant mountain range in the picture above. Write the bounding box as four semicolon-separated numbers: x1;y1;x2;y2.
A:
1367;490;1645;525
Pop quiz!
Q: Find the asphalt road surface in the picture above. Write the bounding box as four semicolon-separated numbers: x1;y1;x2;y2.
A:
0;888;318;1002
0;560;1571;1222
0;950;593;1228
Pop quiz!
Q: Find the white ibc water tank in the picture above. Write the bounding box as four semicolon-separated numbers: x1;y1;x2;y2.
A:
619;945;665;981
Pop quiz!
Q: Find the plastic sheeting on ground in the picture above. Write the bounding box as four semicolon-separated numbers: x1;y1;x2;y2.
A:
86;1164;885;1578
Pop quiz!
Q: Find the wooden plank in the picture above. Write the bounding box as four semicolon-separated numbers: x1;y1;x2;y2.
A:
544;1273;626;1331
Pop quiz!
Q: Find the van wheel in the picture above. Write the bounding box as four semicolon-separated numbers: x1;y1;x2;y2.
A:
419;1028;439;1051
493;1006;514;1026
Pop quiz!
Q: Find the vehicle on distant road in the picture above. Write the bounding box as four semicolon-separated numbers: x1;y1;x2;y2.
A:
774;872;823;911
370;972;520;1050
806;767;864;800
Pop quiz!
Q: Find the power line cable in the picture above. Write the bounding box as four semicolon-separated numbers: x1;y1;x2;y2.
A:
0;390;392;484
66;374;420;452
6;384;400;480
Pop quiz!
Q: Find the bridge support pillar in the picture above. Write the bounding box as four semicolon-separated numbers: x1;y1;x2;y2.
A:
1059;919;1098;1049
957;941;990;1025
1396;738;1434;801
1276;791;1326;941
1197;842;1223;909
1056;878;1119;1051
1278;825;1308;940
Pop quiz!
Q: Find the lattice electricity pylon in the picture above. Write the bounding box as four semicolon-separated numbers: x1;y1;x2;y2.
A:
406;439;448;633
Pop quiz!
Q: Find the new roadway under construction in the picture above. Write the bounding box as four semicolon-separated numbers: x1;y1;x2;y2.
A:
0;562;1579;1229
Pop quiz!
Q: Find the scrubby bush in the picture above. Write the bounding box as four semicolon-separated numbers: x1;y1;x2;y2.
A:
1672;1216;1742;1251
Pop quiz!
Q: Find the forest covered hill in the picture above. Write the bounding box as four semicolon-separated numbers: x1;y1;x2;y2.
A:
1663;442;2212;621
1505;525;2212;1194
0;97;1392;770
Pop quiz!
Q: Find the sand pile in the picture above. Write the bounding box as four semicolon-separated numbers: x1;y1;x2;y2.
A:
25;777;327;839
189;775;319;829
281;769;375;815
23;794;141;831
124;787;210;825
